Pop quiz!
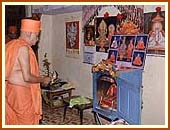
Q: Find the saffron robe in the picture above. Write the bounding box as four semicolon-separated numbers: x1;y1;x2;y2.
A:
5;39;42;125
136;40;145;50
133;56;142;66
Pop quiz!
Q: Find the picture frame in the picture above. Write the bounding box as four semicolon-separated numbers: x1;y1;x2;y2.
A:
144;11;165;55
108;35;148;69
117;35;136;63
84;25;95;46
107;49;118;64
132;51;146;69
95;16;117;53
66;21;80;58
134;35;148;51
110;35;121;49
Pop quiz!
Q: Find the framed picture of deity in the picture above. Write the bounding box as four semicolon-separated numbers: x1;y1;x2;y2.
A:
84;25;95;46
66;21;80;58
95;16;117;53
144;9;165;56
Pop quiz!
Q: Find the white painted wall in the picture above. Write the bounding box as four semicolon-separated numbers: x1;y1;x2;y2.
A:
142;56;165;125
38;6;166;125
38;15;53;74
50;12;94;97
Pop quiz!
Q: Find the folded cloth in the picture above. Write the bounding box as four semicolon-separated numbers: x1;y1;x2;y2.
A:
69;96;91;108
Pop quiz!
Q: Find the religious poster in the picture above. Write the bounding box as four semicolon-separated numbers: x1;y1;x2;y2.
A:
135;35;148;51
66;21;79;58
108;34;148;69
132;35;148;69
95;16;117;53
132;51;146;69
84;25;95;46
117;35;136;62
115;5;144;35
144;7;165;55
107;49;118;64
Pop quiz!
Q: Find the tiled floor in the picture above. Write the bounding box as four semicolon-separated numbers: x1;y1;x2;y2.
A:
41;104;97;125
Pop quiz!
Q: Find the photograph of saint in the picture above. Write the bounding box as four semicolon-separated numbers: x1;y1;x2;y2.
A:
133;54;142;66
110;36;121;49
149;22;165;48
144;7;165;55
84;25;95;46
135;35;148;50
126;36;135;61
117;36;127;61
132;51;145;68
108;49;118;64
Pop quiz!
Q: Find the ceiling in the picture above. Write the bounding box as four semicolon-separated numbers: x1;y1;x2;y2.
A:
32;5;82;15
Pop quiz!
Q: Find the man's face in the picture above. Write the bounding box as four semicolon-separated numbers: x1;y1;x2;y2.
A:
30;32;40;46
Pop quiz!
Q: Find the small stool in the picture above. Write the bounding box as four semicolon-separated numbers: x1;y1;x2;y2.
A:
63;96;93;125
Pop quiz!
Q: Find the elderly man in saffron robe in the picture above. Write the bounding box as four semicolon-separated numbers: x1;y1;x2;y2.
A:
5;19;51;125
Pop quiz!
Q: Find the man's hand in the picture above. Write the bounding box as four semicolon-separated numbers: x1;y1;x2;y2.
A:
42;76;52;87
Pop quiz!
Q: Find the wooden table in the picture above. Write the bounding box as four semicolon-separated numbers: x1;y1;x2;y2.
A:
42;87;75;110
